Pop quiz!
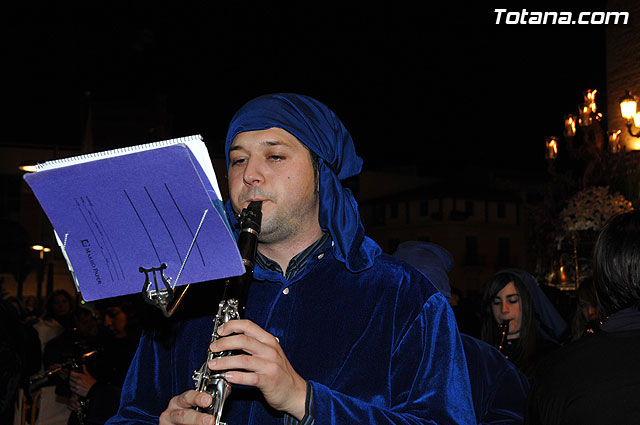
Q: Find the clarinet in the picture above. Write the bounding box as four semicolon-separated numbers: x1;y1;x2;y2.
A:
497;320;510;355
29;348;101;425
192;201;262;425
71;356;87;425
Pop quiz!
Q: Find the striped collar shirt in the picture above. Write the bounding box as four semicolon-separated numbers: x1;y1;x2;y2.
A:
255;233;331;281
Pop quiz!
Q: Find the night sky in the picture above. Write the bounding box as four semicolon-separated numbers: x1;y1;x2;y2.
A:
5;2;614;177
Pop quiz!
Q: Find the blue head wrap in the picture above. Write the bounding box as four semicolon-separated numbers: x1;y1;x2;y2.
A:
393;241;453;300
223;93;381;272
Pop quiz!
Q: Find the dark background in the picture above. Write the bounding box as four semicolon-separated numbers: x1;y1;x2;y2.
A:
5;2;609;177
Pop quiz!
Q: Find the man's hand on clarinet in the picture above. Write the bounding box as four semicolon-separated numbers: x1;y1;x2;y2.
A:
69;365;96;398
209;319;307;420
68;393;82;412
160;391;215;425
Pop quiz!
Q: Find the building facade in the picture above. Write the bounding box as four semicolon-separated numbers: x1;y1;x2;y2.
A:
359;182;530;294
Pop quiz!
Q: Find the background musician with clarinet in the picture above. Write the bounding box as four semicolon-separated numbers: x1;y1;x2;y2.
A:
68;298;141;425
106;93;475;424
480;270;567;380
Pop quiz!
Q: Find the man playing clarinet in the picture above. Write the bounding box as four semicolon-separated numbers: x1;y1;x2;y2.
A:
107;93;475;425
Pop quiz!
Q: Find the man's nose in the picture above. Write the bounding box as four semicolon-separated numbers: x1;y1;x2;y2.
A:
243;157;265;186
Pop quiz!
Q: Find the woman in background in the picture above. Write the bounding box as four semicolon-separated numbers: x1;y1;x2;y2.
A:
480;269;567;379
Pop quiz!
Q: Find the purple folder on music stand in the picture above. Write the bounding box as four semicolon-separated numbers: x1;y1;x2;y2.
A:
24;136;245;302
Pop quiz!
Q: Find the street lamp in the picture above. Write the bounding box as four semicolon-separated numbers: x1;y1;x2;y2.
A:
32;244;52;299
19;161;38;173
31;244;51;259
619;90;640;137
545;88;640;192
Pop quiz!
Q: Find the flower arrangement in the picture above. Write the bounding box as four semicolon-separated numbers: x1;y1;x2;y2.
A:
558;186;633;241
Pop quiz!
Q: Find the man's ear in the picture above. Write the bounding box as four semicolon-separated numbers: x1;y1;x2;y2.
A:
308;149;320;195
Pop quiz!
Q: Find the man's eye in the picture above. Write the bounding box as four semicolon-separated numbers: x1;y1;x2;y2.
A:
230;158;246;166
269;155;284;161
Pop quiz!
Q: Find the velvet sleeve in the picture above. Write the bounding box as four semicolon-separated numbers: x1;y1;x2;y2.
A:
481;363;529;425
84;382;125;425
461;334;529;424
309;294;475;425
105;330;174;424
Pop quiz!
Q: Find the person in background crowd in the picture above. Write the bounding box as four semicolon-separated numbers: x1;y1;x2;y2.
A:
569;276;601;341
23;295;43;325
3;295;41;425
1;297;24;425
34;290;75;354
480;269;567;380
68;296;142;425
32;290;76;425
526;210;640;424
42;307;101;419
394;241;530;424
6;296;42;390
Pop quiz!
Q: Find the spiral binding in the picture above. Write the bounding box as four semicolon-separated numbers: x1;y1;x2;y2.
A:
35;135;204;172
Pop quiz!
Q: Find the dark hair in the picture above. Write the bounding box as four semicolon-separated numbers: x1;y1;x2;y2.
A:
43;289;74;320
480;272;537;373
0;298;23;353
73;306;95;320
6;296;26;320
592;210;640;315
570;277;602;341
94;294;142;336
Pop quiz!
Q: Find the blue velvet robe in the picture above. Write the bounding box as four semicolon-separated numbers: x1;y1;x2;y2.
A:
461;335;529;424
107;245;475;424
